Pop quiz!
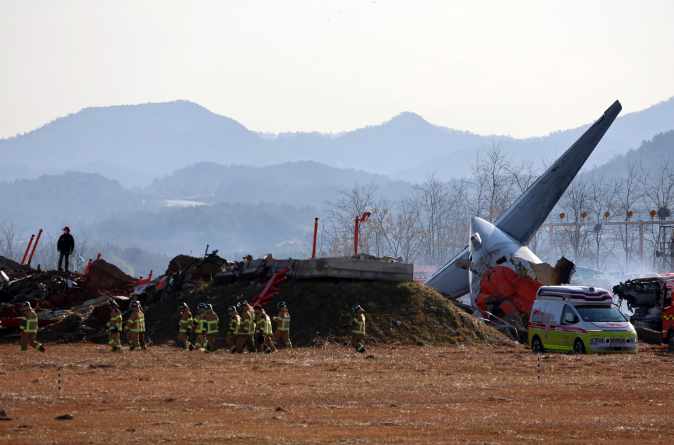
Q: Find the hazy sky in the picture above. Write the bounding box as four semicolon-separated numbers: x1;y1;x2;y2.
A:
1;0;673;139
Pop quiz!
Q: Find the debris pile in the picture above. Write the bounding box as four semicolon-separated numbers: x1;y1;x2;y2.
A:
474;257;575;325
0;259;137;341
2;250;508;349
0;255;31;271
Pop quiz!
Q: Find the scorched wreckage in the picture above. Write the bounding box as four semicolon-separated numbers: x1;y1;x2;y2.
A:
1;100;639;355
424;101;624;335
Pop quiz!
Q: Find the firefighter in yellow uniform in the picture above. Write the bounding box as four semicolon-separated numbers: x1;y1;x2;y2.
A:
177;302;195;351
192;303;207;351
272;301;292;350
350;304;366;353
139;304;147;350
106;300;122;352
203;304;219;354
226;305;240;353
20;301;45;353
235;300;256;353
254;305;277;353
123;301;145;351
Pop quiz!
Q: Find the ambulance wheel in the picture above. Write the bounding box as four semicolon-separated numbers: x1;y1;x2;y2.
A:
531;336;543;353
573;338;586;355
668;332;674;352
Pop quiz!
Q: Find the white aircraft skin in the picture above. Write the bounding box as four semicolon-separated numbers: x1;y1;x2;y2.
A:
468;216;542;306
425;100;623;300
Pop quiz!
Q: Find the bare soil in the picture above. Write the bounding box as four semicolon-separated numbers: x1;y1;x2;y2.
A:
1;343;673;444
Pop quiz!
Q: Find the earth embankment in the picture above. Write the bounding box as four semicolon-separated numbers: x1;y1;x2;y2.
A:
144;280;513;348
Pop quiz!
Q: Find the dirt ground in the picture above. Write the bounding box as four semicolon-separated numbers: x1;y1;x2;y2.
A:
1;343;674;444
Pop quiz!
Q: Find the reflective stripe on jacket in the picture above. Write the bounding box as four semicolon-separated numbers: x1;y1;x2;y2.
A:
352;315;365;335
21;313;38;333
256;315;272;335
234;316;248;335
229;315;241;333
127;318;142;332
274;314;290;331
193;315;205;334
179;314;193;333
239;310;255;335
126;312;145;332
206;319;219;334
107;311;122;330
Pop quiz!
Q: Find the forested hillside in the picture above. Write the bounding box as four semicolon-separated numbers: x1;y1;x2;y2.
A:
148;161;410;207
0;172;160;228
590;129;674;176
86;202;318;258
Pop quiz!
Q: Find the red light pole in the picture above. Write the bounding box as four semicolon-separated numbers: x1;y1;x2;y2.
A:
27;229;43;267
21;234;35;265
354;212;371;257
312;218;319;259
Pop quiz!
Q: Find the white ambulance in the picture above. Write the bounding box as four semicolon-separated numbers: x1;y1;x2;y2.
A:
528;286;638;354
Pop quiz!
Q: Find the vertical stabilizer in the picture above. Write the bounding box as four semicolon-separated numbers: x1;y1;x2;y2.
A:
425;100;622;298
495;100;622;244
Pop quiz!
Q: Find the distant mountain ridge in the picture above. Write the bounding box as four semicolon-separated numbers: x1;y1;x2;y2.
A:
0;172;160;229
148;161;410;207
391;97;674;181
587;129;674;177
1;97;673;185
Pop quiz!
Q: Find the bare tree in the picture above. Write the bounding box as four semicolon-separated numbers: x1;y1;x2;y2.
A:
557;177;591;264
323;183;378;257
0;219;26;262
410;173;454;265
639;156;674;271
586;173;619;270
467;141;519;221
367;196;424;263
614;160;644;271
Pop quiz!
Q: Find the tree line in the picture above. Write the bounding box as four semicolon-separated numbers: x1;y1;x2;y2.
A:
312;143;674;275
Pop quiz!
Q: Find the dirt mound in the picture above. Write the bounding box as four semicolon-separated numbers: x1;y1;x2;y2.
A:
37;314;101;343
144;280;512;348
84;259;137;290
0;255;31;271
38;314;86;343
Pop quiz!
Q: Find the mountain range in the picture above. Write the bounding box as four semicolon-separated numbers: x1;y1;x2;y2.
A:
2;97;673;187
2;97;673;275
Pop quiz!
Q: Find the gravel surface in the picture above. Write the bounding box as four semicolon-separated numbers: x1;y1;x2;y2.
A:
1;343;673;444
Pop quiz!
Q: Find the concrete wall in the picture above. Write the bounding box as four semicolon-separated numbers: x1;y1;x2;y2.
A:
266;257;413;282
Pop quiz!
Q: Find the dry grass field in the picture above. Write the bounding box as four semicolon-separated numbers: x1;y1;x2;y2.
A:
1;343;674;444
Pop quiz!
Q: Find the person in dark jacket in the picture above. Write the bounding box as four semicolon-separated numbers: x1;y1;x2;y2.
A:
57;226;75;272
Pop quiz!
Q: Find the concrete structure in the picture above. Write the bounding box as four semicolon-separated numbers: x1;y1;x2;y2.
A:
236;257;413;282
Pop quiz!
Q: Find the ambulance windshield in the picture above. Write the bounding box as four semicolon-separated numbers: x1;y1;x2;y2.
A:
575;305;626;323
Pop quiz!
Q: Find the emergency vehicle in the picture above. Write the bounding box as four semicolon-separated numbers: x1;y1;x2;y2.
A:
614;278;674;350
528;285;638;354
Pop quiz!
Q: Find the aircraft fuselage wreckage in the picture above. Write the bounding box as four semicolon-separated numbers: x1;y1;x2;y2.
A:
424;101;622;326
